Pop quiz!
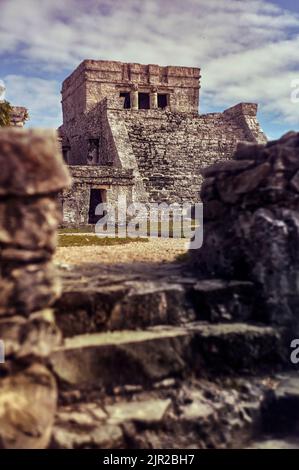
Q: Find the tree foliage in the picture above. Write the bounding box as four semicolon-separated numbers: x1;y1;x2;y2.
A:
0;100;13;127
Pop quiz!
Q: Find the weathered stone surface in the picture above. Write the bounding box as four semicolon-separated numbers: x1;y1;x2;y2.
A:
232;162;271;194
201;159;255;177
192;132;299;327
190;280;255;322
248;438;299;449
106;282;186;330
54;284;129;337
51;377;268;449
55;265;268;336
0;128;71;196
0;128;69;449
49;323;286;390
290;170;299;192
52;402;122;449
106;399;171;424
52;422;123;449
217;163;271;203
58;59;266;226
0;247;53;263
180;390;215;421
234;142;265;161
50;327;190;389
200;177;217;200
0;363;57;449
0;309;61;359
55;272;192;336
203;199;227;220
0;197;61;251
0;262;61;316
190;323;286;374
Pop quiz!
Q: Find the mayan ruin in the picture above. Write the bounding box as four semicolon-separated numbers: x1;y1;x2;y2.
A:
59;60;266;226
1;0;299;460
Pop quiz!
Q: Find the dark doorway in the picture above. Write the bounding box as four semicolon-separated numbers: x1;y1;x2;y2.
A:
62;147;70;163
88;189;104;224
120;92;131;109
158;94;168;109
138;92;150;109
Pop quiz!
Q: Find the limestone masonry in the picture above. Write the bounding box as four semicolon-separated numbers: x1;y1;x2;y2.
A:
192;131;299;330
0;128;70;448
59;59;267;226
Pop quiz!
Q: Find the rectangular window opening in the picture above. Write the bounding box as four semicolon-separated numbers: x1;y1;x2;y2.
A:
138;92;150;109
120;92;131;109
158;94;168;109
62;147;70;163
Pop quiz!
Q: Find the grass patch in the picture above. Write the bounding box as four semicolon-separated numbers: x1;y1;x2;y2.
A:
58;234;149;247
59;221;199;238
59;226;95;234
174;252;191;263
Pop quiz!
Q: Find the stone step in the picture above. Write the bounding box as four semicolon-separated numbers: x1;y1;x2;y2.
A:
54;280;191;337
50;322;287;391
51;376;265;449
247;437;299;449
55;266;257;336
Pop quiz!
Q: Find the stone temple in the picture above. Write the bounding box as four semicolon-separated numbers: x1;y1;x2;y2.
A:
59;59;267;226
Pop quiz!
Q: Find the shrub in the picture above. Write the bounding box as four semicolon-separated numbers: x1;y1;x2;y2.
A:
0;100;13;127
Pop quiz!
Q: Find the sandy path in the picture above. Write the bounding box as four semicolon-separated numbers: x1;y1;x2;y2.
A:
54;238;188;266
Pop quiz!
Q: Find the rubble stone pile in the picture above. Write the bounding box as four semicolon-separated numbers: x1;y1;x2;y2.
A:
192;131;299;327
0;128;70;448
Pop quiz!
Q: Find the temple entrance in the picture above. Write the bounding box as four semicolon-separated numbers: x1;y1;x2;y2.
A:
88;188;106;224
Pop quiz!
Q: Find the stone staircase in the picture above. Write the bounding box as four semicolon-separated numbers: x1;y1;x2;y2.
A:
49;262;296;449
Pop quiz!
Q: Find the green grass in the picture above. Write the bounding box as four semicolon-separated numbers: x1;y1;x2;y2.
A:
59;226;95;234
59;221;198;238
58;234;149;247
174;252;191;263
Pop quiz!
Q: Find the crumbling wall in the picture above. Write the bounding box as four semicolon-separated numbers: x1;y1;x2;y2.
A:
192;131;299;328
59;59;267;226
120;103;266;203
60;59;200;166
60;165;134;226
61;60;201;116
0;128;70;448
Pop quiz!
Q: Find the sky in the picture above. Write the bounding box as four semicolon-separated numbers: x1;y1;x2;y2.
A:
1;0;299;139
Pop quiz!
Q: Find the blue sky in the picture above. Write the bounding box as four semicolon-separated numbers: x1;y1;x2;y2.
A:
1;0;299;139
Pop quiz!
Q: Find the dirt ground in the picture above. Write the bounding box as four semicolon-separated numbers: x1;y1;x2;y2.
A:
54;237;188;265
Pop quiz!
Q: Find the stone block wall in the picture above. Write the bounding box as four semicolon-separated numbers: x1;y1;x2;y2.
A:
61;60;200;119
0;128;70;448
59;60;267;226
192;131;299;328
60;165;134;226
113;103;266;204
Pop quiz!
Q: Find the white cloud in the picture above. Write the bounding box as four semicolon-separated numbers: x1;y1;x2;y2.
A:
0;80;6;100
1;0;299;131
3;75;61;127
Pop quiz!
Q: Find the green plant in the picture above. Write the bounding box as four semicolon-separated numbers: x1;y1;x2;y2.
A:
58;234;149;247
23;109;29;122
0;100;13;127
